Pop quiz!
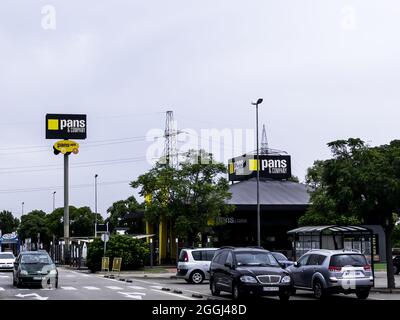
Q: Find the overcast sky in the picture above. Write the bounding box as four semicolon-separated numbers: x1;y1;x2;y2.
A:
1;1;400;219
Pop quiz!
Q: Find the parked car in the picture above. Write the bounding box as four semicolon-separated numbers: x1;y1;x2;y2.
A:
13;251;58;288
176;248;218;284
287;249;373;299
0;252;16;271
272;252;294;268
209;247;293;300
393;256;400;275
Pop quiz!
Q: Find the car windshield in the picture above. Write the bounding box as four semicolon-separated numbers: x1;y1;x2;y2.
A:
0;253;15;259
21;254;52;265
330;254;367;267
235;252;280;267
272;252;287;261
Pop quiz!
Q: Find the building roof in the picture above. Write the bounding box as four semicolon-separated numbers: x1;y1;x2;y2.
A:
287;225;371;234
226;178;310;206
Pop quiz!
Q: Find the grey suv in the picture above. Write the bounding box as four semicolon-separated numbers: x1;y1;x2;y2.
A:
176;248;218;284
287;249;373;299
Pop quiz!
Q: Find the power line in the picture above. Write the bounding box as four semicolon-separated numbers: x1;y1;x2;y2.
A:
0;180;132;194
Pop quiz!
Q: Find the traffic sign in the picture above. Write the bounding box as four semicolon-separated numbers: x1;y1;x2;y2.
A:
101;233;110;242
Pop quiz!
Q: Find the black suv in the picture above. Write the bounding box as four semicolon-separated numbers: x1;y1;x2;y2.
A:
209;247;293;300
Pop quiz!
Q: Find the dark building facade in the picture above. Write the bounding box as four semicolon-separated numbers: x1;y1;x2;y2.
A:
213;178;310;257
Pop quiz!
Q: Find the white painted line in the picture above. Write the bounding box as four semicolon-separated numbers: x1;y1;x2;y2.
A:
151;289;195;300
0;287;4;291
0;275;9;278
105;286;123;290
128;286;146;290
83;286;100;290
61;286;77;290
150;285;163;290
63;275;75;278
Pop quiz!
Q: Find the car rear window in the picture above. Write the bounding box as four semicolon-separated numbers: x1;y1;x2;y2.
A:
191;250;216;261
330;254;367;267
179;250;188;262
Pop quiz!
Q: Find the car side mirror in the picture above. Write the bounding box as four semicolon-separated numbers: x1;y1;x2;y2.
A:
224;262;233;269
294;262;299;267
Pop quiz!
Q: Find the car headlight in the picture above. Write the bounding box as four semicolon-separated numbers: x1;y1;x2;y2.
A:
49;269;57;275
281;275;291;283
20;270;28;275
240;275;257;283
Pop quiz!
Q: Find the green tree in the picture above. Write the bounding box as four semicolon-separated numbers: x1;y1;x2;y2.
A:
0;210;19;235
300;138;400;289
46;206;103;239
106;196;143;232
131;150;233;246
18;210;50;244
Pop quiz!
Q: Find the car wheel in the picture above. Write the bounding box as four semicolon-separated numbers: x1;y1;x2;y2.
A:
313;280;325;299
210;278;220;296
356;290;370;300
232;283;241;300
394;266;399;275
190;270;204;284
279;291;290;301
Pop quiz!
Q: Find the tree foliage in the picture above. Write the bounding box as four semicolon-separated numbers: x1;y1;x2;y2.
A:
106;196;143;232
131;150;233;244
0;210;19;235
300;138;400;288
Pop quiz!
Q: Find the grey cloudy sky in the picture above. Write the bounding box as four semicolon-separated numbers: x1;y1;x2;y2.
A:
1;1;400;219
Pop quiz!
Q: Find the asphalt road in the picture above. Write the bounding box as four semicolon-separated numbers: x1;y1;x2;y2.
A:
1;268;399;300
0;268;206;300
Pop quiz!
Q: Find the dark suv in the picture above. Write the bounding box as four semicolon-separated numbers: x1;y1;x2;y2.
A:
209;247;293;300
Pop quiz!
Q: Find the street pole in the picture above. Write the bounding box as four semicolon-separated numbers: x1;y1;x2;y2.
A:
64;153;70;264
21;202;24;216
150;238;153;268
175;238;179;269
95;174;98;238
252;98;263;247
53;191;56;212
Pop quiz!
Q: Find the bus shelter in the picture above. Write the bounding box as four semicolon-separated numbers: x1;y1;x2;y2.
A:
287;225;374;264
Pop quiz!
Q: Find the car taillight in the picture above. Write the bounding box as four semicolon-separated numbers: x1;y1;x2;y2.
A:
328;266;341;272
363;265;371;271
183;252;189;262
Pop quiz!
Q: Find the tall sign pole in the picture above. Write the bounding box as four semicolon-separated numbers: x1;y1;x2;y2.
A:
64;152;70;263
46;114;86;265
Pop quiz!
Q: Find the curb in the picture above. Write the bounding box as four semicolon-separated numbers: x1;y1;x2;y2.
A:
371;288;400;294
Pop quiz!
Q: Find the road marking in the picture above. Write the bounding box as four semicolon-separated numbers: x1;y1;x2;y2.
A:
151;289;195;300
105;286;123;290
0;275;9;278
118;291;146;300
128;286;146;290
83;286;100;290
150;285;163;290
0;287;4;291
15;293;48;300
63;275;75;278
61;286;77;290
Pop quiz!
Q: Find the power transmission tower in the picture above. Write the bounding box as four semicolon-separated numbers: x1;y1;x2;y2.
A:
260;124;269;155
163;110;180;168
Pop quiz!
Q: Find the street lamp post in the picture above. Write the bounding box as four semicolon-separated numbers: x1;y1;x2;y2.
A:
52;191;56;212
21;202;24;216
94;174;98;238
251;98;263;247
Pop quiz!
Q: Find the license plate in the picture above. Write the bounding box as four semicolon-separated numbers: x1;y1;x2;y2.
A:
344;271;362;277
263;287;279;292
33;277;44;280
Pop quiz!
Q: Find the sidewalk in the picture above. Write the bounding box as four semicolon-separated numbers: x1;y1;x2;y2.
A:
371;271;400;293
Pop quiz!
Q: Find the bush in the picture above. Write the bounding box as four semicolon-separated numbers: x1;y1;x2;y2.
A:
86;235;149;272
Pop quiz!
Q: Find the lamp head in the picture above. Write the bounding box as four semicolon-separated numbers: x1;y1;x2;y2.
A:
252;98;263;105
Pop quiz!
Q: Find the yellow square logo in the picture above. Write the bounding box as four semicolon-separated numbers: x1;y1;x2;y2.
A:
48;119;59;130
249;159;259;171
